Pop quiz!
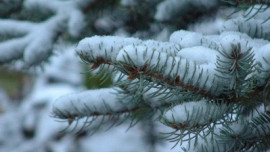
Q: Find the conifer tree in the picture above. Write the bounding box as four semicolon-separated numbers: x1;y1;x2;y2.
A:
1;0;270;151
52;1;270;151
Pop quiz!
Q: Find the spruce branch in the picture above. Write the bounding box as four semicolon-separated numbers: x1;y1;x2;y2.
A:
155;0;219;23
76;35;142;67
0;0;92;67
52;88;133;119
4;1;270;152
216;112;270;151
161;100;232;130
52;86;179;134
76;32;270;103
0;16;64;66
224;0;270;5
53;27;270;151
221;5;270;39
118;63;215;99
216;42;255;98
159;99;233;149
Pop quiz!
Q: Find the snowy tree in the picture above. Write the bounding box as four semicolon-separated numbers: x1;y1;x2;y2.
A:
1;0;270;152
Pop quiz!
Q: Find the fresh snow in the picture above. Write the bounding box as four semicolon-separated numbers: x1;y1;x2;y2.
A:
76;30;270;96
169;30;203;48
2;2;270;152
0;0;89;66
163;100;228;126
76;36;142;63
53;88;126;118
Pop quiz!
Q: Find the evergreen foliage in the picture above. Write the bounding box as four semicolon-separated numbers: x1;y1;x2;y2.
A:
53;29;270;151
1;0;270;151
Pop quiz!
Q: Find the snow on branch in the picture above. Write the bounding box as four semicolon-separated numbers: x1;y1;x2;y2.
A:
75;30;270;100
224;0;270;5
169;30;204;48
154;0;218;22
53;29;270;150
76;36;141;69
215;106;270;151
0;0;92;67
189;5;270;40
52;88;130;119
222;18;270;40
0;16;65;66
24;0;90;37
52;86;179;130
116;43;218;97
158;99;233;150
221;5;270;40
161;100;231;130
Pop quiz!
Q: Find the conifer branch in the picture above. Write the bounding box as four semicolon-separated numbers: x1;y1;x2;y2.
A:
0;0;89;67
55;19;270;151
227;0;270;5
119;64;214;98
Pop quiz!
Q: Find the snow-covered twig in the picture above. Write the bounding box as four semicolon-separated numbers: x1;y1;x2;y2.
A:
0;0;92;67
